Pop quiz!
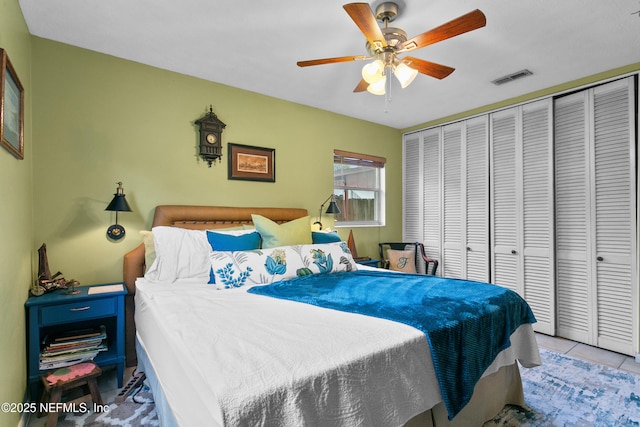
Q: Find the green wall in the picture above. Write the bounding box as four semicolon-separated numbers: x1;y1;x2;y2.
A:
0;0;32;425
30;37;403;286
3;2;638;421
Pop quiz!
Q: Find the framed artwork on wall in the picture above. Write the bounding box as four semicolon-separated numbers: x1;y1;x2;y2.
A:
0;48;24;160
228;143;275;182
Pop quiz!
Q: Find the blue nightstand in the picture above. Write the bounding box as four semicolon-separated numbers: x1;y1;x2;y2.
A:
25;283;127;400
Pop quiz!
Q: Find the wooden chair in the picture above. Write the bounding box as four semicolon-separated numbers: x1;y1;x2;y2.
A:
378;242;438;275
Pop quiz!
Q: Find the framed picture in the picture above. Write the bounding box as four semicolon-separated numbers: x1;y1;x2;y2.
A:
0;49;24;160
228;143;276;182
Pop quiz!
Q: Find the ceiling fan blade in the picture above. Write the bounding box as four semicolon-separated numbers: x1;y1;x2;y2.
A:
297;55;367;67
353;79;369;92
399;9;486;52
403;57;455;79
343;3;387;50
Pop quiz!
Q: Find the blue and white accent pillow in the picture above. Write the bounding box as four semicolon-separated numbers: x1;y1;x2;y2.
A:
209;242;358;289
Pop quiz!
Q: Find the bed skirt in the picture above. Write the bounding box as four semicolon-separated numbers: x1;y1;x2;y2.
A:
406;362;524;426
137;336;524;427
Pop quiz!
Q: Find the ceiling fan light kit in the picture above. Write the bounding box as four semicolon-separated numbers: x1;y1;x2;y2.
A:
362;59;385;84
297;2;487;99
367;76;387;95
393;61;418;88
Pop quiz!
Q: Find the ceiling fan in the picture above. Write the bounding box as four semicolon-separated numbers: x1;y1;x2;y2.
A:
297;2;486;95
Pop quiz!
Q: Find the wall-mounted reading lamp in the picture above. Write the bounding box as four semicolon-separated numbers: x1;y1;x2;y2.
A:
313;194;341;230
105;181;132;240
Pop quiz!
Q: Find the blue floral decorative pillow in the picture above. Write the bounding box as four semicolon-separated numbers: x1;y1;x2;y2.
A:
209;242;358;289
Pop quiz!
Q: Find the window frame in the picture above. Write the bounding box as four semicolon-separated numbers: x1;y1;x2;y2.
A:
332;149;386;228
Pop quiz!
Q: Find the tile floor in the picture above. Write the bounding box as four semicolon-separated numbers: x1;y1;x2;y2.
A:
27;335;640;426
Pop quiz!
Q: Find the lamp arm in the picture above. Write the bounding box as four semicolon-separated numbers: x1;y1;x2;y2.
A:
318;194;334;207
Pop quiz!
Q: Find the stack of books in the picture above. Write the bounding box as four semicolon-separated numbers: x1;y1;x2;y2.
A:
40;325;108;370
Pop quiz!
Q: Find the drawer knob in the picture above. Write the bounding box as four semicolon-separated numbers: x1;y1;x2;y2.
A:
70;306;90;312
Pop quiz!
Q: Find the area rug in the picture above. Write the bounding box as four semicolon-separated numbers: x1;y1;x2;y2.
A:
55;385;159;427
54;348;639;426
486;348;640;426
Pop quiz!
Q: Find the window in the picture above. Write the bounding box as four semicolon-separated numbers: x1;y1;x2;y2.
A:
333;150;386;227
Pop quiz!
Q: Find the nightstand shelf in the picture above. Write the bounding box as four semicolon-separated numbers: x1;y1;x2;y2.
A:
25;283;127;400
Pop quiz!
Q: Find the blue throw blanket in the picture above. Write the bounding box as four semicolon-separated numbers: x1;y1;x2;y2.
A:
247;270;536;419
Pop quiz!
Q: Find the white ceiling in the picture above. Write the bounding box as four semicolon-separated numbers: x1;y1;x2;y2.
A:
18;0;640;129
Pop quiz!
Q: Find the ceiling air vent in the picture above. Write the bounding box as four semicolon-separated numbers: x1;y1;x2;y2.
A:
491;69;533;85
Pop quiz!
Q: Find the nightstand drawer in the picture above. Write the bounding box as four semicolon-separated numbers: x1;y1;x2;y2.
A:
40;298;116;325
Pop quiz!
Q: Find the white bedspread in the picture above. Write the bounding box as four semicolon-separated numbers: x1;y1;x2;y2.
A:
135;277;540;427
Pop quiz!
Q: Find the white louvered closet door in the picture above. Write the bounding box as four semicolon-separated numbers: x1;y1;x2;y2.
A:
555;91;589;343
491;99;554;335
521;99;555;335
464;116;489;282
403;129;442;274
442;119;488;280
490;109;519;291
403;132;422;243
442;123;463;278
422;128;442;268
555;77;637;356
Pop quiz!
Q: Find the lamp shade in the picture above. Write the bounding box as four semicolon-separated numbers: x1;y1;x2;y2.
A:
362;59;384;84
325;200;341;214
105;182;132;212
367;77;386;95
105;195;131;212
394;62;419;88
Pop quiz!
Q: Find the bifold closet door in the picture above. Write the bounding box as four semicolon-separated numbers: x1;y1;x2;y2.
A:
520;100;555;336
402;129;442;273
403;132;422;244
422;128;442;268
555;77;637;356
442;123;463;278
464;117;489;282
442;118;489;281
490;99;555;335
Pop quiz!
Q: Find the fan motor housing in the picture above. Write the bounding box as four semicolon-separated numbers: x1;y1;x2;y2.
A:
366;27;407;55
375;2;399;22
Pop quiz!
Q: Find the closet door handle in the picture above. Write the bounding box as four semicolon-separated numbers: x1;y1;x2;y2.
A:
511;250;517;255
597;256;604;262
467;247;471;251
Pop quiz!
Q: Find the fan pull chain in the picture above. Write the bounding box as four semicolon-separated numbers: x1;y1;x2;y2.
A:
384;68;392;113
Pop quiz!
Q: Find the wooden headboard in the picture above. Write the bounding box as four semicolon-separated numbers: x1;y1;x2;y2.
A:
122;205;308;366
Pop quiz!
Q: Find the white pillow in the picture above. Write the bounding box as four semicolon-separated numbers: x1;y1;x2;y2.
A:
139;230;156;273
209;242;358;289
208;228;257;236
142;227;260;282
144;227;212;283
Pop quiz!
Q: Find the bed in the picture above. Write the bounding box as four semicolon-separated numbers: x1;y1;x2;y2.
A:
123;205;541;427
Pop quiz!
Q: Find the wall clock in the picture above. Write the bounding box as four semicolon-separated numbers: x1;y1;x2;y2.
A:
194;105;226;167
